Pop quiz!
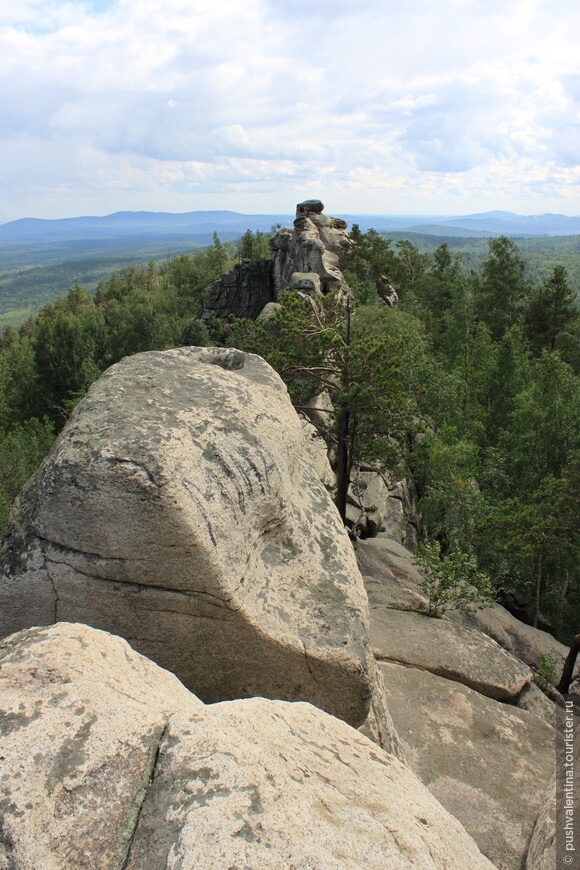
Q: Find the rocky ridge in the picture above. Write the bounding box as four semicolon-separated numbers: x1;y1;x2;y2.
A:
356;534;561;870
200;199;350;323
0;200;569;869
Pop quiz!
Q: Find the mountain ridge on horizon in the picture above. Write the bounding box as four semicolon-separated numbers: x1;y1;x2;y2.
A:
2;208;580;242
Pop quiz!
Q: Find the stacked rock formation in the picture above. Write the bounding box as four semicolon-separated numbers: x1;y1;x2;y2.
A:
200;199;350;323
270;198;350;297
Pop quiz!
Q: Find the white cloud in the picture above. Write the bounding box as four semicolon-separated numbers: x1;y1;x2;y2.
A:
0;0;579;220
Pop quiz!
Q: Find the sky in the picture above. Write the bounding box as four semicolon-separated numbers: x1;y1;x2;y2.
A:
0;0;579;222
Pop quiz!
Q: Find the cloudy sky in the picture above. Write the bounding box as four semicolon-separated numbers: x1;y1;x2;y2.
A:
1;0;579;222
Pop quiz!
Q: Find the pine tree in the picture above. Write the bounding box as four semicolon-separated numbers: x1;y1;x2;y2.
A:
524;265;578;355
475;236;532;340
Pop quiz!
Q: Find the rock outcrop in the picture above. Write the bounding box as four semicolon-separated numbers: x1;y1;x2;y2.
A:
449;601;569;671
379;662;555;870
356;534;428;610
271;199;350;297
525;774;557;870
200;259;274;324
354;532;566;868
348;468;420;544
0;347;376;730
370;607;534;701
201;200;350;323
0;623;497;870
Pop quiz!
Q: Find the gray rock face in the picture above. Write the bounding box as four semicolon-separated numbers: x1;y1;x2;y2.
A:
200;200;350;323
357;535;428;611
379;662;555;870
526;700;579;869
348;470;420;543
0;347;375;729
200;259;274;323
255;300;282;322
271;200;350;298
0;623;497;870
370;608;533;701
512;681;556;726
449;602;570;671
526;774;557;870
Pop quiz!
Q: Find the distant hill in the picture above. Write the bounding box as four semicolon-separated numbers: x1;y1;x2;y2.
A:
402;224;493;238
0;211;294;243
1;208;579;244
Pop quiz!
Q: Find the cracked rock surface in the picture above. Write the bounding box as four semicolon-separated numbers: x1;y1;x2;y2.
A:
370;607;534;701
0;623;496;870
0;347;375;728
379;661;555;870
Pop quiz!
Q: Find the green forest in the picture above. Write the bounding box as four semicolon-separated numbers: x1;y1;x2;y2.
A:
0;228;578;643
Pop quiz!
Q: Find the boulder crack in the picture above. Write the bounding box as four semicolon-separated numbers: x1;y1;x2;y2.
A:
120;720;168;870
373;651;429;671
47;574;59;622
302;641;316;680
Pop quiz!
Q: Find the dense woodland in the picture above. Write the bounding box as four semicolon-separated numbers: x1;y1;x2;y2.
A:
0;228;578;643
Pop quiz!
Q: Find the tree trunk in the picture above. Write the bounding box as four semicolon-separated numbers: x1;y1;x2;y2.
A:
533;551;542;629
335;403;350;524
557;634;580;694
335;297;351;525
556;569;570;637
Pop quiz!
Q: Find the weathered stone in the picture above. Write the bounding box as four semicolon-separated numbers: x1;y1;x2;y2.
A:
201;201;350;323
255;301;282;322
0;347;374;728
382;492;406;538
348;467;391;537
0;622;201;870
200;259;274;323
300;417;335;489
526;774;556;869
357;535;425;597
299;389;334;430
388;477;420;548
0;623;496;870
271;200;350;297
379;662;555;870
512;681;556;727
363;573;429;614
449;602;570;672
526;700;579;868
370;608;533;700
289;271;322;296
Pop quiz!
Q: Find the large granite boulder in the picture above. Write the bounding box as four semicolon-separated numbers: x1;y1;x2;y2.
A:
379;662;555;870
0;347;374;729
0;623;496;870
370;607;534;701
